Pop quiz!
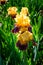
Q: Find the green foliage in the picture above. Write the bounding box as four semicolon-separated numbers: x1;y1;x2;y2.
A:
0;0;43;65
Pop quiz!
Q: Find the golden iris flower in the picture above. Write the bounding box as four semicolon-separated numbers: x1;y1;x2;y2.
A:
11;7;35;50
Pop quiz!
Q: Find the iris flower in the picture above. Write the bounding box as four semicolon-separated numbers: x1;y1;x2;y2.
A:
0;0;7;4
12;7;36;50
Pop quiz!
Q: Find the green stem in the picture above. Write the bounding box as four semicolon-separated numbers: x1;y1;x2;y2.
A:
33;40;40;62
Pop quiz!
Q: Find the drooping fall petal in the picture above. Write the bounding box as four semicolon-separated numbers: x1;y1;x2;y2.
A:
12;26;19;33
16;41;28;50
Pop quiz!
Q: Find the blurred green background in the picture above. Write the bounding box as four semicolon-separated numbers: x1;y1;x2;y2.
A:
0;0;43;65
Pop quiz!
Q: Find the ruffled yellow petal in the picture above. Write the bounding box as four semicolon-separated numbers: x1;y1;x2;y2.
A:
18;31;33;45
15;15;30;27
7;7;17;16
20;7;29;16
